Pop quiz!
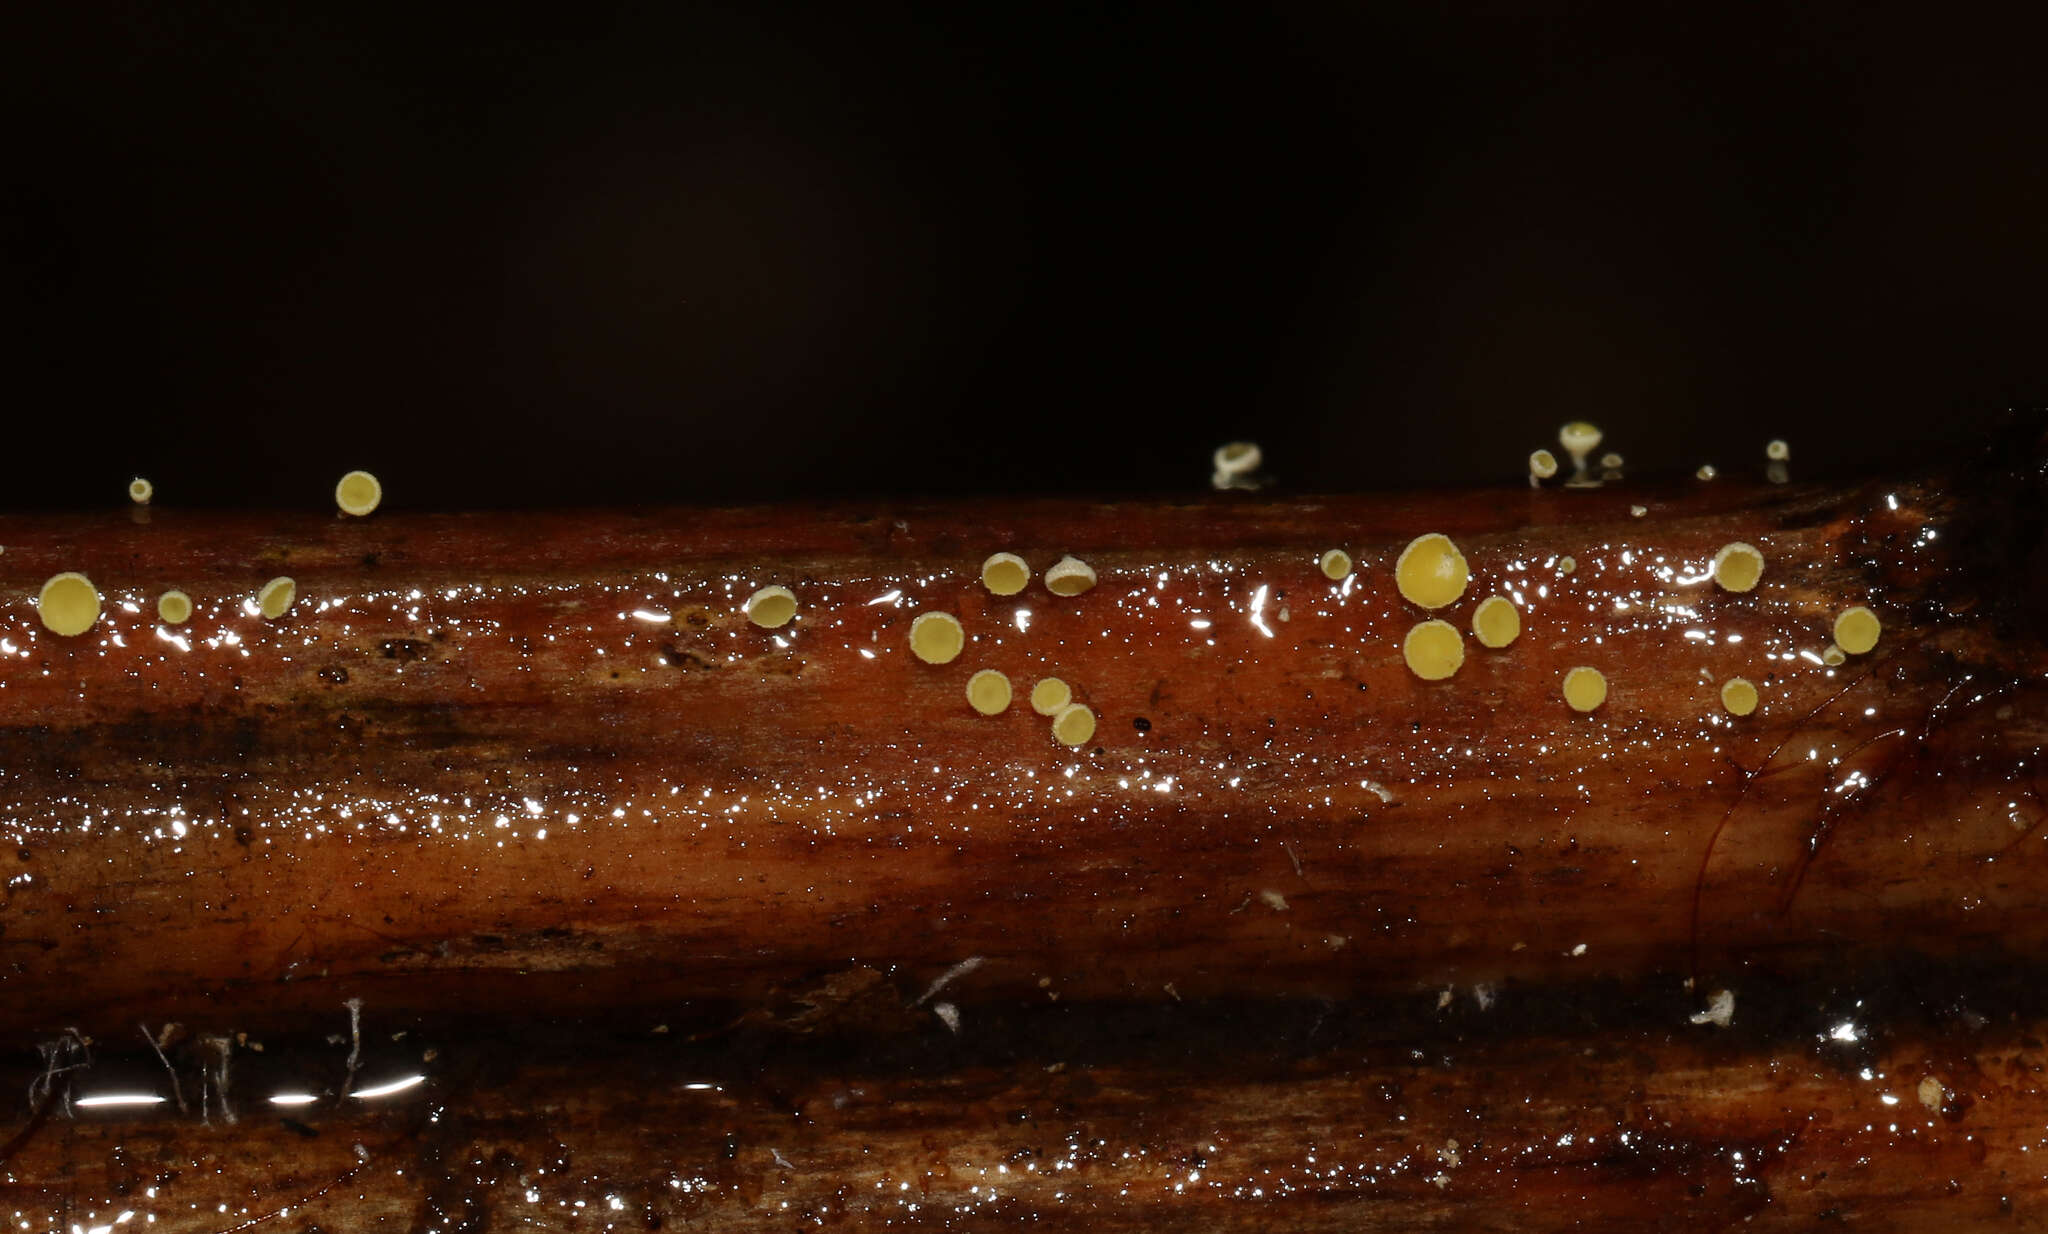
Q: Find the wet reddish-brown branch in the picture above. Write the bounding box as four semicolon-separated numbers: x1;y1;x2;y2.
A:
0;468;2042;1033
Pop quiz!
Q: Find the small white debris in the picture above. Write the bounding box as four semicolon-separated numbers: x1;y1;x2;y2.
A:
1258;889;1289;912
1630;504;1647;518
1689;989;1735;1027
1696;463;1718;481
915;956;985;1006
1570;943;1587;956
932;1002;962;1034
1917;1075;1945;1111
1472;984;1495;1011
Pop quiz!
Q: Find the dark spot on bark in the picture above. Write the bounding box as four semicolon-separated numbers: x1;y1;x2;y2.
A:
318;666;349;684
381;639;430;663
361;553;380;568
1132;716;1151;732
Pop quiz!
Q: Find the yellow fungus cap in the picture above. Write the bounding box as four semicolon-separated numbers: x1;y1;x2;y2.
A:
1401;619;1464;681
1766;439;1790;461
1711;542;1764;593
335;470;383;517
1696;464;1718;481
1030;677;1071;716
1319;549;1352;581
1557;556;1577;575
1528;449;1558;479
1051;703;1096;747
1720;677;1759;717
1394;533;1469;610
967;669;1012;715
1213;441;1261;477
1834;606;1881;655
1044;556;1097;597
157;590;193;625
1822;644;1847;666
128;477;153;505
909;611;965;664
744;585;798;629
981;553;1030;597
258;576;296;620
37;572;101;637
1562;666;1608;712
1471;595;1520;648
1559;421;1603;460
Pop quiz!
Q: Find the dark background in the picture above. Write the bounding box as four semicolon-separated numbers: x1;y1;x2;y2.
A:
2;5;2042;509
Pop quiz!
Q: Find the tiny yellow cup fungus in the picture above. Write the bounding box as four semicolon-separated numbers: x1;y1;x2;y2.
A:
1319;549;1352;581
1045;556;1097;597
128;477;153;504
1528;448;1559;480
1599;451;1624;470
1711;542;1764;593
966;669;1012;715
1030;677;1071;716
1696;464;1718;481
37;572;101;637
981;552;1031;597
744;585;798;628
1562;666;1608;712
1834;606;1881;655
1720;676;1759;717
335;470;383;517
1394;533;1469;610
1822;644;1847;666
1471;595;1520;648
258;576;297;619
1557;555;1577;575
1213;441;1262;477
157;590;193;625
1401;619;1464;681
1558;421;1603;465
910;611;965;664
1051;702;1097;747
1766;439;1790;461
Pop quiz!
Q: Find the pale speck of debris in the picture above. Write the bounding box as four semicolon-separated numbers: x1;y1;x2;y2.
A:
1918;1075;1945;1111
1689;988;1736;1027
932;1002;962;1034
1258;889;1290;912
